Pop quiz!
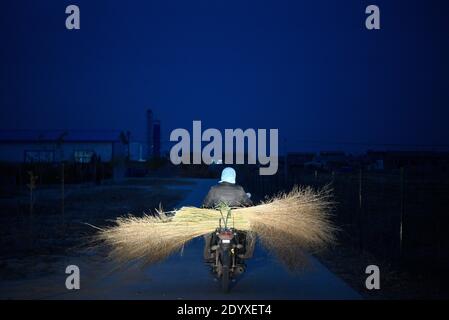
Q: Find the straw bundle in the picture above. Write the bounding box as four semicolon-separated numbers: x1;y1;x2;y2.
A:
95;185;337;268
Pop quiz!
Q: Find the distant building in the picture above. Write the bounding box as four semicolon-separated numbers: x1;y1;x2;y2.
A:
146;109;161;159
0;130;127;164
146;109;154;159
129;142;147;162
304;151;349;170
286;152;315;172
287;152;315;165
153;120;161;158
365;150;386;170
366;150;449;172
318;151;347;163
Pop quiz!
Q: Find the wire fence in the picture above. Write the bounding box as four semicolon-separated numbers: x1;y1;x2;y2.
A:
240;167;449;272
1;160;448;274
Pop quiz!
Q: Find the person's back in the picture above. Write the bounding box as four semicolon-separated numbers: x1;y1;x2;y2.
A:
202;181;252;208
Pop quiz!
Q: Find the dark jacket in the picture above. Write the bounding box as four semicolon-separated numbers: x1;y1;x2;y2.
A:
202;182;253;208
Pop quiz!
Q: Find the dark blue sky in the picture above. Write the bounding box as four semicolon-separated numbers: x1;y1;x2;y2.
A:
1;0;448;153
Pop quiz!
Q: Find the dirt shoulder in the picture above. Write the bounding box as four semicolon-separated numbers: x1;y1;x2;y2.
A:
0;178;195;281
316;245;447;300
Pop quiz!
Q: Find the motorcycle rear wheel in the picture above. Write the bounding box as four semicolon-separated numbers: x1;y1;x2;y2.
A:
220;250;231;293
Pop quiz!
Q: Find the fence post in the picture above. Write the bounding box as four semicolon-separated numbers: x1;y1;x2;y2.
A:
27;171;37;216
358;168;363;252
62;163;65;226
27;171;37;249
399;167;405;261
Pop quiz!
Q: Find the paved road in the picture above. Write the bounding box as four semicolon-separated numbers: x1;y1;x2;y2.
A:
0;178;361;299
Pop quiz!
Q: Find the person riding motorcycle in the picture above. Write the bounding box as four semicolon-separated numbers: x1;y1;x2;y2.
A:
202;167;256;262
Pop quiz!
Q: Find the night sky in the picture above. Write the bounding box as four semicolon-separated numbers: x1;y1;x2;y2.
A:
1;0;449;153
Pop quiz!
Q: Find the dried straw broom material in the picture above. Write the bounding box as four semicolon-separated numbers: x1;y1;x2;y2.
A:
95;186;336;267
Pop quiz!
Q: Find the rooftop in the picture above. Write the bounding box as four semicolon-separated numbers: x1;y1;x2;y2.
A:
0;130;122;143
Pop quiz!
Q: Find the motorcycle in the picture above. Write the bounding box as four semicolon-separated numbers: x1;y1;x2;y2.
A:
204;201;254;293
